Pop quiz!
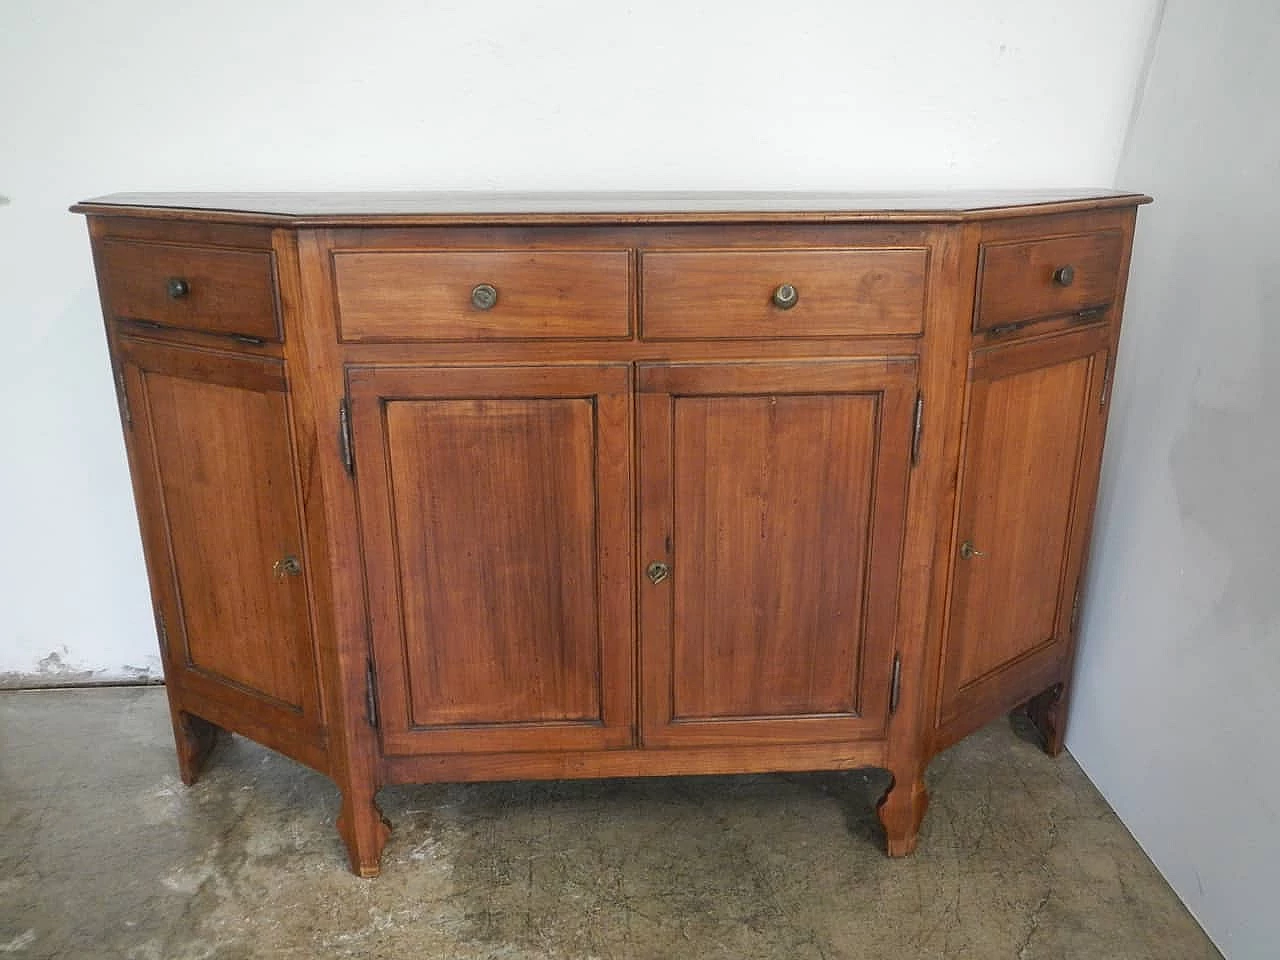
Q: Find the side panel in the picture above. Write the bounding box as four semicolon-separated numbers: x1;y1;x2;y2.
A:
937;326;1112;733
117;337;325;756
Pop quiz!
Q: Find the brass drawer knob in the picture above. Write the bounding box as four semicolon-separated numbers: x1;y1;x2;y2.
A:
471;283;499;310
646;561;670;585
959;540;987;560
166;276;190;299
771;283;799;310
1052;265;1076;287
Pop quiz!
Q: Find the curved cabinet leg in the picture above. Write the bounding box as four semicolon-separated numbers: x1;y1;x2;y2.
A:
171;710;222;786
877;766;929;857
337;784;391;878
1025;682;1068;757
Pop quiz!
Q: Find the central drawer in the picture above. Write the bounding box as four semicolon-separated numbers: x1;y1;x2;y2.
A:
640;248;928;339
333;249;632;341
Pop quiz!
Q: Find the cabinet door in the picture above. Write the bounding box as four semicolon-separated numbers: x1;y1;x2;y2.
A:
117;338;324;749
638;359;918;747
349;364;634;756
938;326;1112;731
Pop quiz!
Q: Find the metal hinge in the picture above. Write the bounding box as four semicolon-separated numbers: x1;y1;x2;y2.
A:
889;653;903;714
1070;586;1082;634
1100;359;1113;409
365;658;380;729
338;399;354;475
114;368;132;427
156;611;168;649
910;393;924;466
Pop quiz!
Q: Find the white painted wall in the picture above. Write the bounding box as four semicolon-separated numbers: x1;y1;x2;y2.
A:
0;0;1159;683
1066;1;1280;957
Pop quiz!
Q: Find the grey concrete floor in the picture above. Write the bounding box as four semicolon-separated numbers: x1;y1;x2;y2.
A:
0;688;1219;960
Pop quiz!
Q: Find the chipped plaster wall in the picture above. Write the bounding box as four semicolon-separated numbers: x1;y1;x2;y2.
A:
0;1;1159;680
1065;0;1280;955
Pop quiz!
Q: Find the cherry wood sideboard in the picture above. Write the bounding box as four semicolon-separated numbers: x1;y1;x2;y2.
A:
74;190;1149;876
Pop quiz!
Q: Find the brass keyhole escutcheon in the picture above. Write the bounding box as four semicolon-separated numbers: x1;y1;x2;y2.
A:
646;561;670;585
959;540;987;560
274;555;303;578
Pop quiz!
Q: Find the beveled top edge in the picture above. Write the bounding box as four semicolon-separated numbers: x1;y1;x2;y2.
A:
71;189;1152;226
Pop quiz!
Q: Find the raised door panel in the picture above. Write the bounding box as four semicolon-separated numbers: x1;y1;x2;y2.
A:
938;327;1112;729
117;338;323;742
349;364;633;755
638;360;917;747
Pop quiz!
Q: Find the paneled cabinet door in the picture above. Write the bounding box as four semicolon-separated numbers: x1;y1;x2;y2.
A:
348;364;634;756
637;359;918;747
938;326;1113;732
116;337;324;745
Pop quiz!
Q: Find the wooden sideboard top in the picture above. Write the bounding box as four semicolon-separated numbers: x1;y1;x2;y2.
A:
72;189;1151;227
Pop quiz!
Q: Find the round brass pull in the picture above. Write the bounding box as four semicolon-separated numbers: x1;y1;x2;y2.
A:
471;283;499;310
166;277;190;299
646;561;670;585
959;540;987;560
771;283;799;310
273;555;303;578
1052;265;1076;287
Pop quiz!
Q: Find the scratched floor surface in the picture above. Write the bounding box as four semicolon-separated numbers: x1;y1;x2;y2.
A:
0;687;1220;959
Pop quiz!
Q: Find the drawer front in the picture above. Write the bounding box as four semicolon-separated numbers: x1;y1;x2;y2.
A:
333;249;632;341
975;230;1124;332
640;248;928;340
96;239;280;341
